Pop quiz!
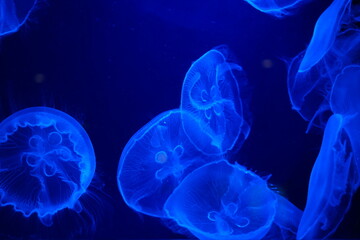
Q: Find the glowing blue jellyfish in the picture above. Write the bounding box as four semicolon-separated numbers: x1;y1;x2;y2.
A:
298;114;359;239
287;27;360;130
330;65;360;181
299;0;351;72
330;65;360;118
117;109;219;218
180;46;250;155
164;160;302;240
0;107;96;226
242;0;308;17
0;0;38;36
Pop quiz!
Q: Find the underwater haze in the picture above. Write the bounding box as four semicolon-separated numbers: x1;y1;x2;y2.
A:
0;0;360;239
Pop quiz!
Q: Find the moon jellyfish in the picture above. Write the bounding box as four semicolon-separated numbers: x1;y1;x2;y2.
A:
0;0;38;36
330;65;360;181
242;0;309;17
164;160;302;240
298;114;359;239
180;46;250;155
117;109;218;218
0;107;96;226
299;0;351;72
287;27;360;130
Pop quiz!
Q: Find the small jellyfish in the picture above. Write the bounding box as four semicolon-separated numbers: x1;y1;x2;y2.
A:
299;0;351;72
298;114;359;239
117;109;218;218
164;160;302;240
242;0;309;17
0;0;38;36
287;28;360;130
180;46;250;155
0;107;96;226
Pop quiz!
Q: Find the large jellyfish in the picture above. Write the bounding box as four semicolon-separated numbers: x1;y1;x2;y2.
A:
0;107;96;226
330;64;360;181
0;0;38;36
242;0;309;17
164;160;302;240
297;114;359;239
287;26;360;130
180;46;250;155
117;109;219;218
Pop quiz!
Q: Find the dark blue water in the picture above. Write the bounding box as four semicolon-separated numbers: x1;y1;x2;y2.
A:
0;0;359;239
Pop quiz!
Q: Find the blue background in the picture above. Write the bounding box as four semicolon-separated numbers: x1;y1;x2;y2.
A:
0;0;359;239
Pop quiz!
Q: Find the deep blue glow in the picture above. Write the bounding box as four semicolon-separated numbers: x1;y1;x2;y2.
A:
180;46;250;155
287;28;360;130
299;0;351;72
117;109;219;218
164;160;302;240
330;65;360;185
330;65;360;117
298;114;359;239
0;0;37;36
242;0;307;17
0;107;96;226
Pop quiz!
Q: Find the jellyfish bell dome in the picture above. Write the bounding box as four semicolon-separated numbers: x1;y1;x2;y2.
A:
0;107;96;226
164;160;278;240
180;46;250;155
117;109;219;218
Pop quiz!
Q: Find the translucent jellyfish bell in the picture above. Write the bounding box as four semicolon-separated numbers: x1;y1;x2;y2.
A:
299;0;351;72
287;28;360;130
0;0;38;36
298;114;359;239
117;109;218;218
180;46;250;155
0;107;96;226
330;65;360;179
330;65;360;116
164;160;302;240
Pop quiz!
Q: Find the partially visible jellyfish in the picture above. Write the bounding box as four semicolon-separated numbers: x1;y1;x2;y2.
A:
117;109;219;218
299;0;351;72
0;0;38;36
297;114;359;239
330;65;360;181
181;46;250;155
0;107;96;226
242;0;309;17
164;160;302;240
287;27;360;130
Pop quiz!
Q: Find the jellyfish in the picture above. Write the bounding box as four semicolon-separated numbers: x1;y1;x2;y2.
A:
0;107;96;226
297;114;359;239
287;27;360;130
0;0;38;36
299;0;351;72
117;109;219;218
330;65;360;182
164;160;302;240
180;46;250;155
242;0;309;17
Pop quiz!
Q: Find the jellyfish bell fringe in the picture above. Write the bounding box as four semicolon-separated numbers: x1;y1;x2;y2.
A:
242;0;312;17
